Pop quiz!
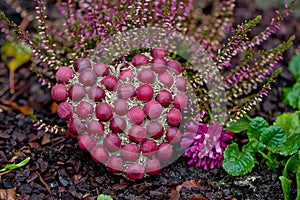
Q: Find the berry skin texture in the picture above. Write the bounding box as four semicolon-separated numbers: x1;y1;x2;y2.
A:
68;118;86;135
74;58;91;72
146;158;161;176
56;67;73;83
132;54;149;68
101;75;118;91
87;86;105;102
68;84;86;101
113;99;128;116
95;103;113;121
121;144;140;162
136;84;154;102
87;120;104;136
166;108;182;127
155;90;172;107
106;156;124;173
158;72;174;88
78;70;97;86
157;143;173;161
126;163;145;180
165;127;182;144
128;106;144;124
151;57;167;74
90;145;108;163
93;62;109;76
147;121;164;139
117;84;135;99
76;101;94;118
138;69;155;83
175;77;187;91
174;92;188;110
78;134;96;151
141;140;157;157
119;69;135;81
128;125;147;143
151;48;168;58
57;102;73;121
103;133;122;152
51;84;67;102
109;116;127;133
144;101;162;119
167;60;182;75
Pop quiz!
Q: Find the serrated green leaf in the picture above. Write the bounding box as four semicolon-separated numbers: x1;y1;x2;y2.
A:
0;157;30;172
248;117;269;141
290;112;300;134
242;140;266;156
279;176;292;200
97;194;113;200
287;83;300;109
274;113;294;134
260;126;286;151
223;143;255;176
226;115;252;133
288;54;300;81
277;134;300;156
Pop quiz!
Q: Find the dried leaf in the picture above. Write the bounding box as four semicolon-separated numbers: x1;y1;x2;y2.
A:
51;102;58;114
169;188;180;200
181;180;202;190
187;196;208;200
41;134;51;145
0;99;33;116
0;188;16;200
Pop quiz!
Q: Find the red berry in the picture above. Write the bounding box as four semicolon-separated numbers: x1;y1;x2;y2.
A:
167;60;182;75
141;140;157;157
136;84;154;102
137;69;155;83
56;67;73;83
132;54;149;68
51;84;67;102
78;134;96;151
151;57;167;74
87;120;104;136
109;116;127;132
157;143;173;161
76;101;94;118
117;84;135;99
158;72;174;88
93;62;109;76
126;163;145;180
121;144;140;161
113;99;128;116
175;77;187;91
144;101;162;119
165;127;181;143
87;86;105;102
106;156;124;173
174;92;188;110
155;90;172;107
128;106;144;124
147;121;164;139
146;158;161;176
119;69;135;81
151;48;168;58
101;75;118;91
68;117;86;135
57;102;73;121
68;84;86;101
166;108;182;127
103;133;121;152
128;125;147;143
67;129;77;139
91;145;108;163
74;58;91;72
95;103;113;121
79;70;97;86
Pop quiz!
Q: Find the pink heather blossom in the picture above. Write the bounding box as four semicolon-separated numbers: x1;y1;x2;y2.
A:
181;122;234;170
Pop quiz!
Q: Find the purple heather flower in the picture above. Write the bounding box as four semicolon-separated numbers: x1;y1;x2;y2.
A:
181;122;234;170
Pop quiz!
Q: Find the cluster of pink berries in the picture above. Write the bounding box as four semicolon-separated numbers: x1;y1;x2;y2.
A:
51;48;189;180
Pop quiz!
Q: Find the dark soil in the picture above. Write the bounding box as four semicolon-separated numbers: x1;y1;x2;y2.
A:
0;0;299;199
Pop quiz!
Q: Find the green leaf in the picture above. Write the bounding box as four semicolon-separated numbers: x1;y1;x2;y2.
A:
279;176;292;200
0;157;30;172
260;126;286;151
223;143;255;176
296;166;300;200
242;140;266;157
282;152;300;177
277;134;300;156
287;83;300;109
274;112;294;134
289;112;300;134
283;87;293;105
288;54;300;81
226;115;252;133
97;194;113;200
248;117;269;141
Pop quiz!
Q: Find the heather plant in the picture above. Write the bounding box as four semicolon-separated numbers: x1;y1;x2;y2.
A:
0;0;295;180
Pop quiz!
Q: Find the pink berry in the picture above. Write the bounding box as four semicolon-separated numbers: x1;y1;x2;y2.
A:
137;69;155;83
68;118;86;135
121;144;140;161
51;84;67;102
158;72;174;88
151;57;167;74
87;86;105;102
87;120;104;136
91;145;108;163
101;75;118;91
155;90;172;107
68;84;86;101
67;129;77;139
132;54;149;68
141;140;157;157
157;143;173;161
175;77;187;91
136;84;154;102
56;67;73;83
167;60;182;75
106;156;124;173
113;99;128;116
128;107;144;124
146;158;161;176
151;48;168;58
103;133;121;152
144;101;162;119
174;92;188;110
117;84;135;99
109;116;127;132
76;101;94;118
119;69;135;81
126;163;145;180
79;70;97;86
93;62;109;76
74;58;91;72
128;125;147;143
78;134;96;151
147;121;164;139
166;108;182;127
57;102;73;121
165;127;181;143
95;103;113;121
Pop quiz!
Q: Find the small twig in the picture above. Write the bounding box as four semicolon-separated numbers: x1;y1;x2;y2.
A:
36;171;51;195
0;170;12;176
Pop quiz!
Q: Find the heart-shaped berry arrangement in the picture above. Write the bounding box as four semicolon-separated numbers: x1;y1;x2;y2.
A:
51;48;190;180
